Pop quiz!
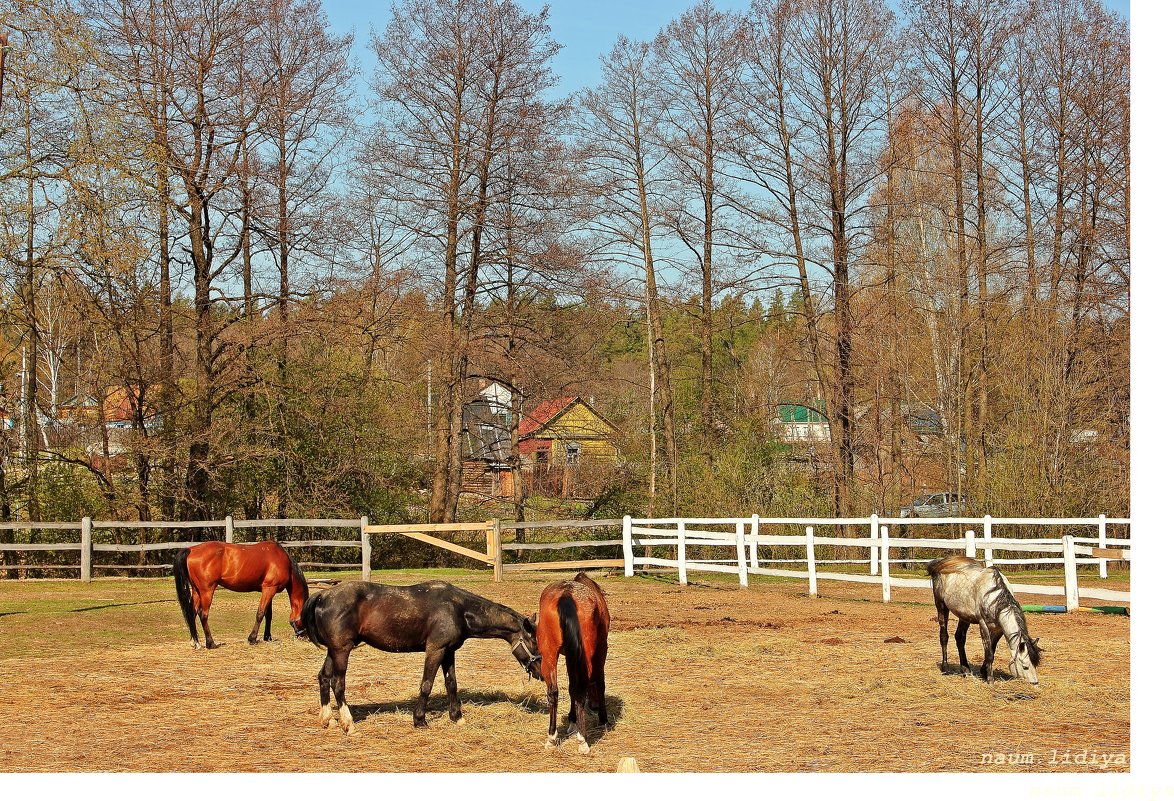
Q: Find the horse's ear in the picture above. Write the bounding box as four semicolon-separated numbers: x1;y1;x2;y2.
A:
1032;637;1041;647
523;615;536;634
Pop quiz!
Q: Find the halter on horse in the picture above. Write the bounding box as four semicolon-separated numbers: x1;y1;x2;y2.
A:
299;579;541;734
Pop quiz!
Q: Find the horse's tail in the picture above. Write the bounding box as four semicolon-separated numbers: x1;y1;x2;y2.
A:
299;590;325;648
557;593;588;691
173;548;198;642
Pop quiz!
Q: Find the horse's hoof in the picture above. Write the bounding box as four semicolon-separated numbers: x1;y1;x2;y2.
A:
452;716;466;727
545;737;558;750
191;641;202;650
414;719;428;729
326;718;339;729
342;723;356;736
248;639;258;646
577;740;591;755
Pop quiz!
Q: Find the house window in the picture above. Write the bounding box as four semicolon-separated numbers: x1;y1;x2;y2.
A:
536;448;549;466
564;442;582;465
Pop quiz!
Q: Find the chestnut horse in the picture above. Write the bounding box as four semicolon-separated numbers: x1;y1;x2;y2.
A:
536;572;610;754
173;540;309;649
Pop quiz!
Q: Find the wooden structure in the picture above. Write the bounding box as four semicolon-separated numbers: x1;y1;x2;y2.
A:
519;396;620;498
0;514;1131;609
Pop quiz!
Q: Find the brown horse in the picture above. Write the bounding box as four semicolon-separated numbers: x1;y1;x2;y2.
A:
536;571;610;754
173;540;309;649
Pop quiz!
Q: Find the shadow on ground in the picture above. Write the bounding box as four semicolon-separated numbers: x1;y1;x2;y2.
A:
349;691;625;742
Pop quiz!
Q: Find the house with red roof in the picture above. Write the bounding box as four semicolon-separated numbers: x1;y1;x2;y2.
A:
519;396;620;474
460;384;620;500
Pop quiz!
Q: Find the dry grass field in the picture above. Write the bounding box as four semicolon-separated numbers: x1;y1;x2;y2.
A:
0;567;1129;772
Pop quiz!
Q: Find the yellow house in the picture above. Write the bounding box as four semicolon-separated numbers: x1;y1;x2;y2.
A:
518;396;620;468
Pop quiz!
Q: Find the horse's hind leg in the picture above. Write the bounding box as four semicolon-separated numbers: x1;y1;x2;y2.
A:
936;601;950;672
542;659;559;749
440;650;463;725
196;585;218;649
414;645;445;728
570;682;590;754
955;621;972;673
249;586;279;645
318;656;336;727
263;601;273;641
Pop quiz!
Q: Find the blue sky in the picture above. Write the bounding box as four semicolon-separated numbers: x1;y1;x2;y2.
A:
323;0;1130;101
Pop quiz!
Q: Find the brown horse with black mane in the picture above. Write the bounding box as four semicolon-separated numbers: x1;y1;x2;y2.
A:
173;540;309;649
536;571;610;754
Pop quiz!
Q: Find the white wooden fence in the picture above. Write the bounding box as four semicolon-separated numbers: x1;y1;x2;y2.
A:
618;515;1130;611
0;514;1130;612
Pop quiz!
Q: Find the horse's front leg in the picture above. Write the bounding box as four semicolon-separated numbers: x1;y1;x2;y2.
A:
441;649;463;725
329;647;355;734
249;586;279;645
318;655;336;727
977;621;995;683
263;600;273;641
414;646;445;728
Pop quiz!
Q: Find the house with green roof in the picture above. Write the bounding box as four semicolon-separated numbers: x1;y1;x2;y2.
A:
775;401;831;443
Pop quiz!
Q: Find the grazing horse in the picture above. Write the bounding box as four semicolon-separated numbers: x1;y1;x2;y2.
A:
298;580;541;734
173;540;309;649
928;555;1042;685
536;572;610;754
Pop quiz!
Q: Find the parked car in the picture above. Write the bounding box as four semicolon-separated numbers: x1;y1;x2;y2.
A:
899;493;967;518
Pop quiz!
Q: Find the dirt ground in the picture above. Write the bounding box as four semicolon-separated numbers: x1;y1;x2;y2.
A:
0;568;1129;772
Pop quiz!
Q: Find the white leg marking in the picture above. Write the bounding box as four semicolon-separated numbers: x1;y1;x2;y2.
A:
339;704;355;735
545;734;559;750
320;704;334;726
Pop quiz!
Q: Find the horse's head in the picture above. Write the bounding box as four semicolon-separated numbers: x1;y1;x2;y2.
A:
1009;635;1041;686
510;614;542;680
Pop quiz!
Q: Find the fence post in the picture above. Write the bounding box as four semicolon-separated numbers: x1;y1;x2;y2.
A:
870;514;879;576
880;525;891;603
622;516;634;577
489;519;503;582
225;515;234;544
983;515;993;567
965;530;976;558
805;525;817;597
1098;514;1108;579
735;521;748;588
677;521;687;586
749;514;760;570
360;516;371;582
81;517;92;583
1062;534;1080;612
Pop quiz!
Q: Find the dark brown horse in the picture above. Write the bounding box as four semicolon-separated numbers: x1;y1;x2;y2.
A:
173;540;309;649
299;580;541;734
536;571;610;754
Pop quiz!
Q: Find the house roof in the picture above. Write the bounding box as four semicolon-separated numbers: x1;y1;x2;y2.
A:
518;397;576;438
778;401;828;424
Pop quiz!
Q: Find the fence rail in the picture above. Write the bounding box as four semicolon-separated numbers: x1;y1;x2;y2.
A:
619;514;1130;611
0;513;1131;612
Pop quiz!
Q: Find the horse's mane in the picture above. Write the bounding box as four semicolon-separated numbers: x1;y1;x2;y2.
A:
285;546;309;596
990;568;1043;667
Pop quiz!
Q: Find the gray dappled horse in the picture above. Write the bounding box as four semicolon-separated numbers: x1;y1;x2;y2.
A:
928;555;1042;685
298;580;541;734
